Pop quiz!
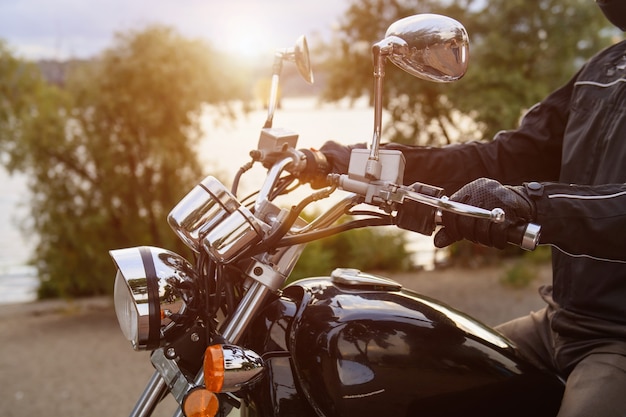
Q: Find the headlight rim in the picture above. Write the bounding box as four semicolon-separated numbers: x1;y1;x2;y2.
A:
110;246;199;351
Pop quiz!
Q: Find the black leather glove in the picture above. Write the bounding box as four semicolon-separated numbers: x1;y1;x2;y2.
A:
434;178;536;249
318;141;366;175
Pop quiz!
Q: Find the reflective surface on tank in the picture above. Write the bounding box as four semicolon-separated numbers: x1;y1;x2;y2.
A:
248;276;564;417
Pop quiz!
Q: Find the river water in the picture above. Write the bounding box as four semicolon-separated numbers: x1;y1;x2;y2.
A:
0;97;439;304
0;168;38;304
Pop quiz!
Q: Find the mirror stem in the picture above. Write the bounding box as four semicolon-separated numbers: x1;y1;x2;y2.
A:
367;44;387;180
264;56;283;129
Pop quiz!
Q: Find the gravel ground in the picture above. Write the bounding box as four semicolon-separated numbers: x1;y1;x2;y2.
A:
0;262;552;417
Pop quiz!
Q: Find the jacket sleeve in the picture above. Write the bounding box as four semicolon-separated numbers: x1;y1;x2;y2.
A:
535;183;626;262
384;70;581;194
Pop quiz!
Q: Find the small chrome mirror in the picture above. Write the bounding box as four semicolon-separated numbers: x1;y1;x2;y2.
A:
264;35;314;128
384;13;469;82
290;35;314;84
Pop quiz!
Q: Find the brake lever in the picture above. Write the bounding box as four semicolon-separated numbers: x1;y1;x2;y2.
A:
331;175;541;250
398;186;541;250
400;188;505;223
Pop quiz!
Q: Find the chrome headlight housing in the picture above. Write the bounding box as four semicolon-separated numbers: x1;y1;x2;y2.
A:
110;246;198;350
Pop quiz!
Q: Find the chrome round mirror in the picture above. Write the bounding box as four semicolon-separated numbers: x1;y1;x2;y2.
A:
384;14;469;82
288;35;314;84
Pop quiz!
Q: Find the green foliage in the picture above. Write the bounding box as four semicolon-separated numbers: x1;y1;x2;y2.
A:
0;41;55;168
445;240;501;268
323;0;617;144
500;261;536;289
524;245;553;265
500;245;552;288
452;0;614;140
0;27;241;298
289;226;412;283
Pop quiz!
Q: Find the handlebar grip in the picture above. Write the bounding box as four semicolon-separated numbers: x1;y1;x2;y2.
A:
299;148;331;189
434;209;541;250
507;223;541;251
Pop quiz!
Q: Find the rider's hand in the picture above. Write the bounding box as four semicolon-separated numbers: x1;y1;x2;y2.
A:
298;148;331;189
319;141;366;174
434;178;536;249
299;141;366;188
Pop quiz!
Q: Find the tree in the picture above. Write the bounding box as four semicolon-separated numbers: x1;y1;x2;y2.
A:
321;0;615;144
452;0;613;140
0;26;242;298
0;41;54;167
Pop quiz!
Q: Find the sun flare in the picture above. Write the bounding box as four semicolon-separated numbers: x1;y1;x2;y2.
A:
218;15;277;59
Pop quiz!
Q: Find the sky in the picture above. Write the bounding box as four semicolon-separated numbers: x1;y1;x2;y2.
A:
0;0;350;60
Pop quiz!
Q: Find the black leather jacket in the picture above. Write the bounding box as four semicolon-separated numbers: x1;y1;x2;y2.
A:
387;40;626;336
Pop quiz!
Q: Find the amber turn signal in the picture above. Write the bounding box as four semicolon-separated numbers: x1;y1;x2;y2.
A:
202;344;265;393
203;344;225;392
182;388;219;417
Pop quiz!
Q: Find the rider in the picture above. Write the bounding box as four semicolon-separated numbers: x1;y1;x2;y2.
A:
317;1;626;416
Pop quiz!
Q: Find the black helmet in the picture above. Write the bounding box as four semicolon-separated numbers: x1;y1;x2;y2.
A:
596;0;626;31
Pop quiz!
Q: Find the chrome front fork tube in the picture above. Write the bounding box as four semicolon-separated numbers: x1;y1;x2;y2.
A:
128;371;169;417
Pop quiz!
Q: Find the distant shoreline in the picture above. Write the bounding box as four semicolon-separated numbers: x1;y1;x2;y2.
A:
0;265;38;305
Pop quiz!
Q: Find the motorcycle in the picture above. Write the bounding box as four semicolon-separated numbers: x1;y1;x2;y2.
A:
110;14;565;417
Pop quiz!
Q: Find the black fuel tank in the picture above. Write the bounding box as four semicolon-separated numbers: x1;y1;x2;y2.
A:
247;269;563;417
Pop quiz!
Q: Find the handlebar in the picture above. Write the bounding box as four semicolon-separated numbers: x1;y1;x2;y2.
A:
252;150;542;251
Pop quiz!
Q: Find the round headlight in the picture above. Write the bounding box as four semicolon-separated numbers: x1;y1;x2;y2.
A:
110;246;199;350
113;269;141;344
